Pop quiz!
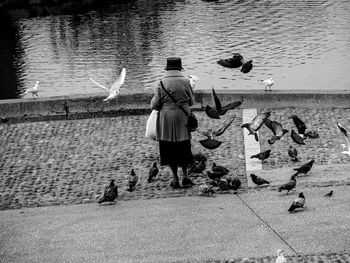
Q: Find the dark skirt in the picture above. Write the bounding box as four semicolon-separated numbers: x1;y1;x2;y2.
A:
159;140;194;166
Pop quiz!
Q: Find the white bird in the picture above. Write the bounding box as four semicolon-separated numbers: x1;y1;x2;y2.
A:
262;77;274;91
90;68;126;102
337;122;350;156
275;249;286;263
188;75;199;89
24;81;40;98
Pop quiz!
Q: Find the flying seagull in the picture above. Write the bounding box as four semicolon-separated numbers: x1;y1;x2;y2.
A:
336;122;350;156
98;179;118;204
262;77;274;91
288;192;305;213
241;111;271;141
24;81;40;98
90;67;126;102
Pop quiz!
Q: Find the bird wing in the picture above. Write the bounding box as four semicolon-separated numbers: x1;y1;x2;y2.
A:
291;130;306;145
293;197;305;207
291;115;307;134
110;67;126;93
90;77;111;93
212;88;222;111
264;118;277;135
212;115;236;137
205;105;220;119
251;112;270;131
220;101;242;111
337;122;349;138
195;128;212;138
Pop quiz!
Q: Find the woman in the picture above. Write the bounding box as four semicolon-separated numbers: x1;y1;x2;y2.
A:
151;57;195;189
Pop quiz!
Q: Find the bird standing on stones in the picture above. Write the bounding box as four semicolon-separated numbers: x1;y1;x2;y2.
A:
241;111;271;142
218;178;230;191
148;162;159;183
207;170;225;181
288;192;305;212
278;174;297;194
217;53;244;68
250;174;270;186
24;81;40;98
228;176;241;190
98;179;118;204
293;160;315;176
288;145;299;162
262;77;274;91
127;169;138;191
325;190;333;197
90;67;126;102
264;118;289;144
291;129;306;145
212;162;229;176
336;122;350;156
196;116;236;149
241;60;253;73
251;149;271;161
275;249;286;263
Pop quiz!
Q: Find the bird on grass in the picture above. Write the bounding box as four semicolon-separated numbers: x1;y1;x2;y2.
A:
127;169;138;191
263;118;289;144
196;116;236;149
250;174;270;186
293;160;315;176
262;77;274;91
98;179;118;204
148;162;159;183
324;190;333;197
24;81;40;98
217;53;244;68
336;122;350;156
291;129;306;145
241;111;271;142
90;67;126;102
275;249;286;263
288;192;305;213
241;60;253;73
250;149;271;161
288;145;299;162
278;174;297;194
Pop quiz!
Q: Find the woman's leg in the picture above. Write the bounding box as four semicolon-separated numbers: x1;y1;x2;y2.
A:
169;164;179;183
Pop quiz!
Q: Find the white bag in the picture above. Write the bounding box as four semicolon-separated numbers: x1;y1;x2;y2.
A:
145;110;158;140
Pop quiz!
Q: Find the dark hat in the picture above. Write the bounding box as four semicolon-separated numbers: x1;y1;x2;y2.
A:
165;57;183;70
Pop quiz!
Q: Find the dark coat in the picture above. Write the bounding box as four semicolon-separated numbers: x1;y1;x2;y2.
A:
151;70;195;142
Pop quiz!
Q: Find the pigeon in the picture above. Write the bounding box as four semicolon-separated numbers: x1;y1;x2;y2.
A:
241;111;271;141
290;115;307;136
288;145;298;162
293;160;315;176
240;60;253;73
1;117;9;123
217;53;244;68
90;67;126;102
24;81;40;98
278;174;297;194
250;174;270;186
304;130;320;139
196;116;236;149
212;88;243;116
227;176;241;190
324;190;333;197
336;122;350;156
263;118;289;144
207;170;225;181
288;192;305;212
188;156;206;174
148;162;159;183
262;77;274;91
291;129;306;145
198;184;216;196
212;163;229;175
127;169;138;191
205;105;221;119
250;149;271;161
98;179;118;204
188;75;199;89
275;249;286;263
218;178;230;191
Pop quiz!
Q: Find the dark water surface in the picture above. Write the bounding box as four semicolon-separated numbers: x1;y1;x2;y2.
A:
1;0;350;99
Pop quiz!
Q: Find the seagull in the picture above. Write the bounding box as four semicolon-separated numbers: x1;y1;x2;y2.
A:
250;173;270;186
336;122;350;156
24;81;40;98
324;190;333;197
278;174;297;194
262;77;274;91
98;179;118;204
250;149;271;161
188;75;199;89
288;192;305;213
127;169;138;191
241;60;253;73
90;67;126;102
288;145;299;162
293;160;315;176
148;162;159;183
275;249;286;263
196;116;236;149
241;111;271;141
263;118;289;144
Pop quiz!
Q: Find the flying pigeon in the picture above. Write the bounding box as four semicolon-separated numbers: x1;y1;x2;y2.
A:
90;67;126;102
196;116;236;149
291;129;306;145
217;53;244;68
288;192;305;212
212;88;243;116
148;162;159;183
24;81;40;98
290;115;307;136
241;60;253;73
241;111;271;141
336;122;350;156
288;145;298;162
250;149;271;161
275;249;286;263
205;105;221;119
263;118;289;144
278;174;297;194
188;75;199;89
324;190;333;197
250;174;270;186
304;130;320;139
293;160;315;176
127;169;138;191
262;77;274;91
98;179;118;204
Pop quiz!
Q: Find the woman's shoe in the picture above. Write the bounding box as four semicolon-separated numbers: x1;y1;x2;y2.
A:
170;180;180;189
182;177;194;188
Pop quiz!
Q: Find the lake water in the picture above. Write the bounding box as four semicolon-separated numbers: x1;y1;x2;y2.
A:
1;0;350;100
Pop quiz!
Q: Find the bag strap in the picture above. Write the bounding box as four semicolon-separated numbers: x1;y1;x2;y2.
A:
160;80;190;116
